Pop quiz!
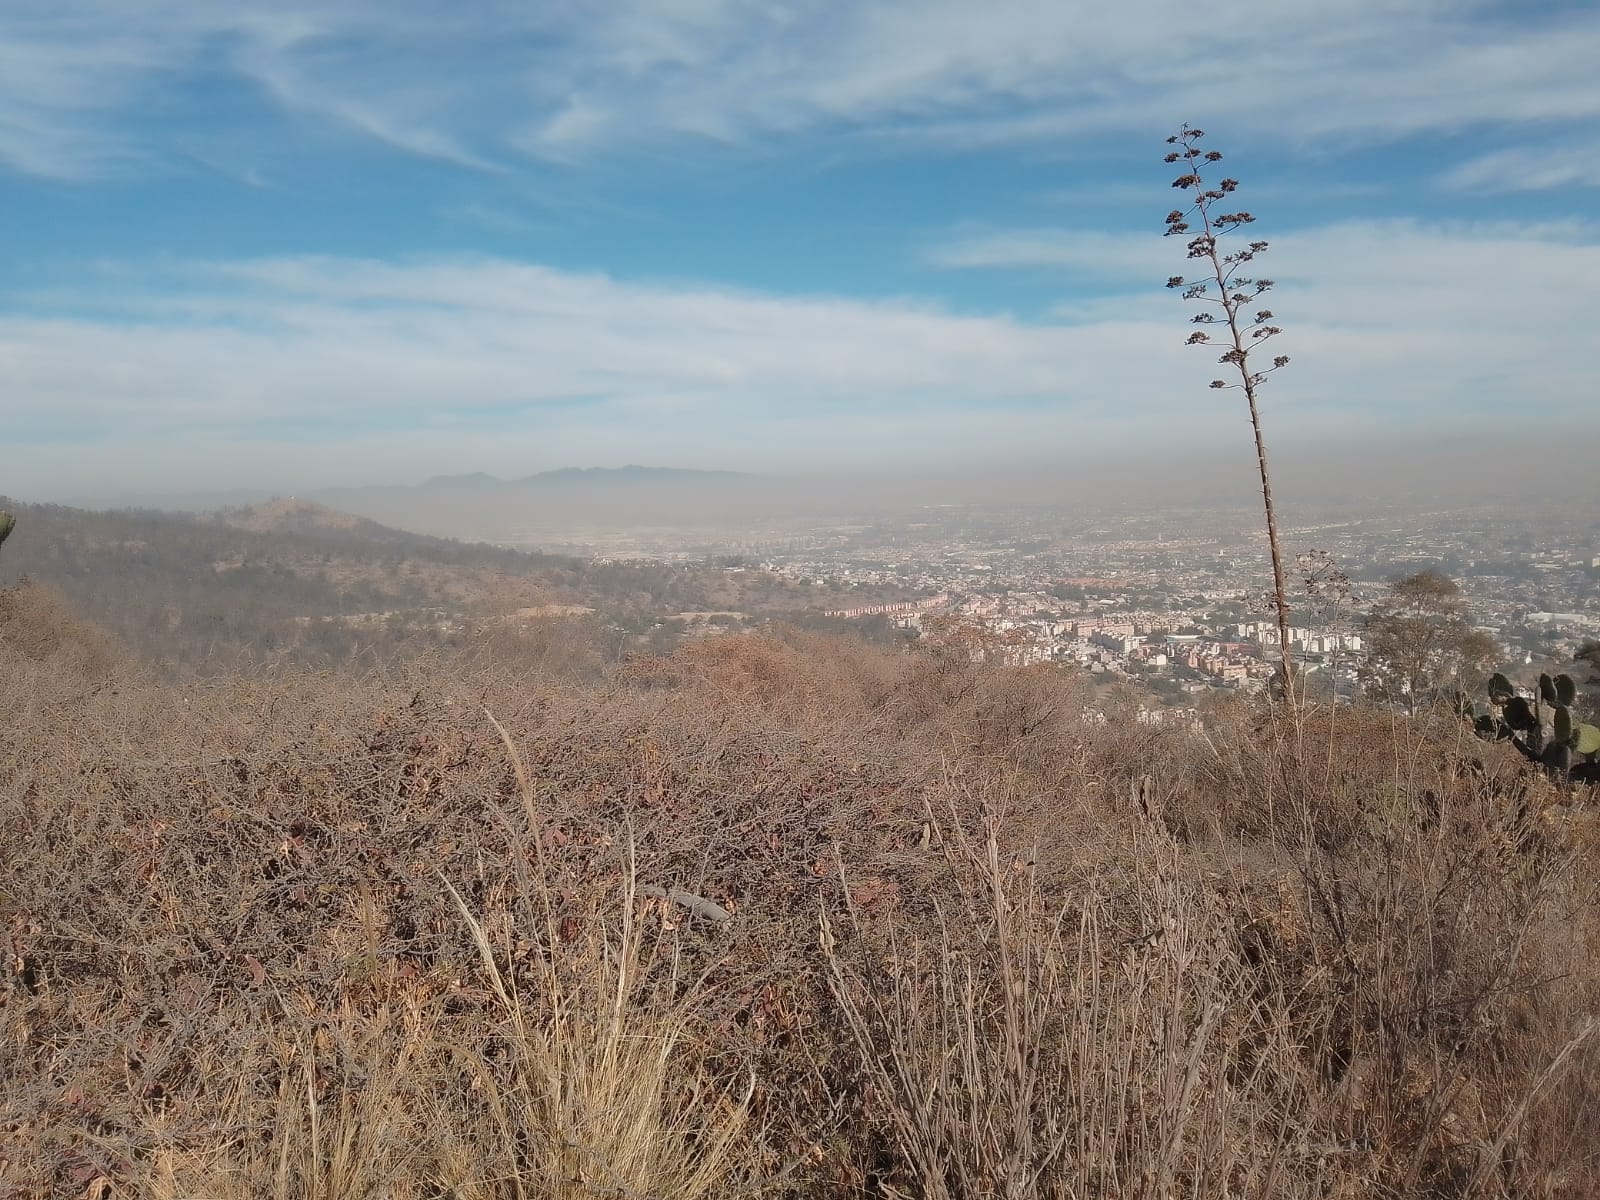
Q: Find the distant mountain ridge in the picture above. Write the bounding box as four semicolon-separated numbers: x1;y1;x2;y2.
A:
392;465;751;493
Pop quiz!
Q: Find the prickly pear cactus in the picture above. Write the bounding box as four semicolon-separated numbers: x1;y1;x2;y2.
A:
1539;673;1558;706
1469;671;1600;784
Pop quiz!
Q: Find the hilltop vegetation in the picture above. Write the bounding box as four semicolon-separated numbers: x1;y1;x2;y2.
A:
3;577;1599;1199
0;498;915;672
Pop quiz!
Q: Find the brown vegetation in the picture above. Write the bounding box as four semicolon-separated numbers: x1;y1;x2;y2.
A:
4;586;1599;1198
0;499;916;673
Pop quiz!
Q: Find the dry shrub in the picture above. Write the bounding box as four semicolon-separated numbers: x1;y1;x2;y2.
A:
139;1003;438;1200
823;812;1329;1200
4;619;1599;1198
668;626;904;730
0;580;125;689
131;877;752;1200
455;612;610;683
1151;701;1600;1196
442;863;752;1200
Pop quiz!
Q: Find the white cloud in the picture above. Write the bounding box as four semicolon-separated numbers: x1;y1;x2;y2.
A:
931;216;1600;419
2;213;1596;497
1;1;1597;177
1;257;1091;426
1440;141;1600;193
0;268;1097;497
927;229;1159;278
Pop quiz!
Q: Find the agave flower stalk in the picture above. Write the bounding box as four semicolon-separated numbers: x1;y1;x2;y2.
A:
1163;125;1294;699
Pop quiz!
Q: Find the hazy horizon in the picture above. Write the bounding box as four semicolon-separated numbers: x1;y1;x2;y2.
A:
23;433;1596;550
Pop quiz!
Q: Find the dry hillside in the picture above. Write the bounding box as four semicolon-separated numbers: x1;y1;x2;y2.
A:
3;582;1599;1198
0;499;916;673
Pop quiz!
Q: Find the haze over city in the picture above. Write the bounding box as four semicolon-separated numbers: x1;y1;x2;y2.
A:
3;1;1599;502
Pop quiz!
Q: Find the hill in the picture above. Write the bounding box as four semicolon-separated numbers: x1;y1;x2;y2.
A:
0;497;916;672
211;496;400;537
0;496;569;669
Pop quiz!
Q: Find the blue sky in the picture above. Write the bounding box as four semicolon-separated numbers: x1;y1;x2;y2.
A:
1;0;1597;500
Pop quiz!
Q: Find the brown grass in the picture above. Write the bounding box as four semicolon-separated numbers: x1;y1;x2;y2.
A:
4;588;1599;1198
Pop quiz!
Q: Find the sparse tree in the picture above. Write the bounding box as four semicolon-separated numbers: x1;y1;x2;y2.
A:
1363;569;1498;714
1296;548;1354;704
1163;126;1294;698
1573;640;1600;721
1575;641;1600;681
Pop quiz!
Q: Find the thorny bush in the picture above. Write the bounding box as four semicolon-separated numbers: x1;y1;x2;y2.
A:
3;592;1599;1198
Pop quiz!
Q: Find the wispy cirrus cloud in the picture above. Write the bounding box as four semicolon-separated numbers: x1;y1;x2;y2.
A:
926;229;1157;278
2;1;1598;178
1439;140;1600;193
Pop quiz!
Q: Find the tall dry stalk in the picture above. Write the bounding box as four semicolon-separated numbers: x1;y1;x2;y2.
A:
439;717;755;1200
1164;125;1295;699
444;867;754;1200
819;805;1322;1199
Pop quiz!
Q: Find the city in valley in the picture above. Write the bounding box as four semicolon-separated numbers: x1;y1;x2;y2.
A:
481;494;1598;711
